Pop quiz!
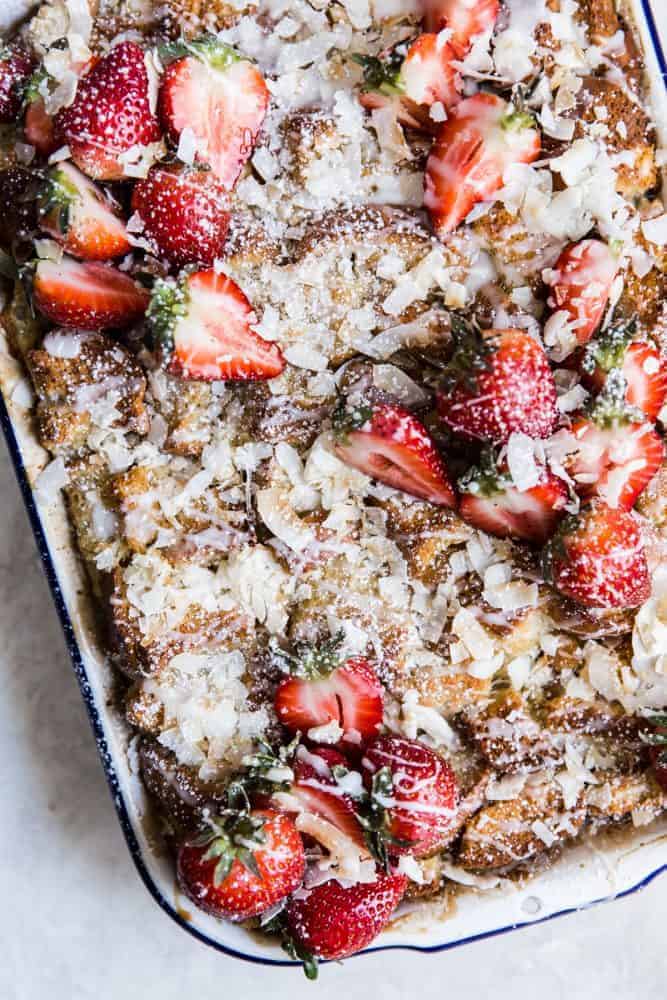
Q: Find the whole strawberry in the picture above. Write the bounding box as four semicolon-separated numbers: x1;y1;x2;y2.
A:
437;323;559;444
542;502;650;609
131;165;230;268
177;808;305;921
361;735;459;858
0;45;35;123
285;868;407;963
56;41;161;180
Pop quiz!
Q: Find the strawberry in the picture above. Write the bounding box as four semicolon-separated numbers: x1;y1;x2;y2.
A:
545;240;619;351
0;166;39;247
147;269;284;381
282;747;366;847
355;33;460;130
56;41;161;181
159;36;269;189
423;0;500;55
285;867;407;962
32;255;149;330
131;164;230;268
566;374;665;510
274;635;384;747
37;162;130;261
436;323;559;444
542;502;650;609
458;449;569;545
332;399;457;506
581;324;667;423
0;45;35;123
424;92;540;237
177;808;305;921
24;98;57;156
361;736;459;859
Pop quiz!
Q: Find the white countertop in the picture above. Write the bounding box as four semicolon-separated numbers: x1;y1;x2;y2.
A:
3;5;667;998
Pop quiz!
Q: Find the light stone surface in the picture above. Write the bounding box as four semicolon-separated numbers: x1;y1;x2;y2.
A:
3;5;667;997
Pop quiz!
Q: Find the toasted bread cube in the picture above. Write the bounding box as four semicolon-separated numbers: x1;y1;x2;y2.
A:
458;777;584;870
27;331;148;454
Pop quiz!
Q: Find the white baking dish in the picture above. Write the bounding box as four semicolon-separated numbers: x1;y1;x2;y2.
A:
1;0;666;968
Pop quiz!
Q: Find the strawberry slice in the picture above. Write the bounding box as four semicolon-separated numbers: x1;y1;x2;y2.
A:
0;45;35;123
566;382;665;511
24;97;57;156
56;41;161;181
37;162;130;261
423;0;500;55
581;324;667;423
285;867;407;963
131;164;230;268
32;255;149;330
361;735;459;858
282;747;366;848
436;323;559;444
147;269;284;381
542;502;650;609
545;240;619;352
177;808;305;922
159;37;269;189
355;33;461;130
274;636;384;747
425;92;540;237
332;399;457;506
458;449;569;545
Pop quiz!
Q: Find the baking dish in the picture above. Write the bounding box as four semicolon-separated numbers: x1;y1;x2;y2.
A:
1;0;666;968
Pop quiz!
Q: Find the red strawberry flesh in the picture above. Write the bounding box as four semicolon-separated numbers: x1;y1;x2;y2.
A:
33;256;149;330
159;44;269;189
334;401;457;507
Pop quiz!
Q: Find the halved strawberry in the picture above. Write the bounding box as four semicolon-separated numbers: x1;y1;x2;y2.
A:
0;45;35;123
282;747;366;848
332;399;457;506
177;808;305;922
566;374;665;510
361;735;459;858
56;41;161;181
542;502;650;609
24;97;57;156
545;240;619;351
458;449;569;544
131;164;230;268
423;0;500;55
147;269;284;381
159;37;269;189
355;33;460;130
32;255;149;330
285;867;407;964
581;324;667;423
425;92;540;237
274;636;384;747
37;162;130;261
436;323;559;444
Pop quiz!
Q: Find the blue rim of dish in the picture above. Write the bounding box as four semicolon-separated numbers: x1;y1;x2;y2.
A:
1;0;666;970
